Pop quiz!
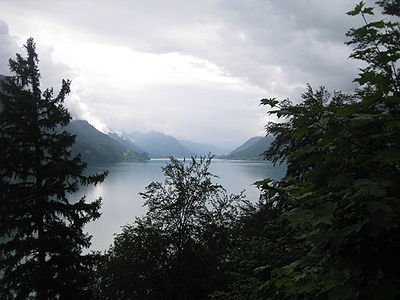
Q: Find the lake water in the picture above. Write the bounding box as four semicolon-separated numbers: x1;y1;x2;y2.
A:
76;159;286;252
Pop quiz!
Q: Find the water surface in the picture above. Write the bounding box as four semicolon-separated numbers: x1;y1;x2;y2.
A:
76;159;285;251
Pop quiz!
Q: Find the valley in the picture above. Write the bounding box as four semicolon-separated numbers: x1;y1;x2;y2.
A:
66;119;273;164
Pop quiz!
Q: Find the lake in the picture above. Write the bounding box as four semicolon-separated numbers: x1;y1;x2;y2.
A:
76;159;286;251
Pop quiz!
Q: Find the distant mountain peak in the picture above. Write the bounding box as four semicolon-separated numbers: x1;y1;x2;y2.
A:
125;131;194;158
178;139;230;156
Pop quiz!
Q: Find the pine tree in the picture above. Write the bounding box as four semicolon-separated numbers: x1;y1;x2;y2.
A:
0;38;107;299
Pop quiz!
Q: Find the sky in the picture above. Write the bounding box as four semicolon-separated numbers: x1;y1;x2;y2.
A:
0;0;371;148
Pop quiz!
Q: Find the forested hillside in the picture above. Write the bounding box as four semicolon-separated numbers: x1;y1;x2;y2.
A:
66;120;149;164
108;132;148;155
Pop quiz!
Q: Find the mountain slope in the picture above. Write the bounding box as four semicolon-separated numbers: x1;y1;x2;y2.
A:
125;131;195;158
178;139;229;156
222;136;274;160
66;120;149;164
108;132;150;159
227;136;264;156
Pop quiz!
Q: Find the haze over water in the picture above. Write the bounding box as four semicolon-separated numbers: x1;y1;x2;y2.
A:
77;159;286;251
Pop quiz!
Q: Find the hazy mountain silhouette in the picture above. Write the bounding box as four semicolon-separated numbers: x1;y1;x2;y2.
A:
125;131;195;158
108;132;149;156
221;136;274;160
178;139;229;156
66;120;149;164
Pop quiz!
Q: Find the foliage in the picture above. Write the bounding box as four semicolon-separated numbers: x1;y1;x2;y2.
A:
0;38;107;299
94;218;170;299
210;193;303;300
96;1;399;299
259;1;400;299
97;156;243;300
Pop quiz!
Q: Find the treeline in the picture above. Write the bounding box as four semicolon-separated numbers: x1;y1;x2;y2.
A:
0;1;399;299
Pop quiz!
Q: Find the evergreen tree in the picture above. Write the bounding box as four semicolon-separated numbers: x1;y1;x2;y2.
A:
0;38;107;299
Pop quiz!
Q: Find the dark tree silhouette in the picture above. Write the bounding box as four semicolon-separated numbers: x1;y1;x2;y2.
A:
259;1;400;298
97;156;243;300
0;38;107;299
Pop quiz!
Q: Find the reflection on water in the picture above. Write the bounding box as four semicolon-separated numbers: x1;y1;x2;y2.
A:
73;159;286;251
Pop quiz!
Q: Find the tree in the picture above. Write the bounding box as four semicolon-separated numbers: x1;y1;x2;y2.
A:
95;218;171;299
0;38;107;299
259;1;400;299
97;156;243;300
210;195;303;300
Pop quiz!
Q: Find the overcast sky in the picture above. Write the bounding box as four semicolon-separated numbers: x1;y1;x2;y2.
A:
0;0;372;148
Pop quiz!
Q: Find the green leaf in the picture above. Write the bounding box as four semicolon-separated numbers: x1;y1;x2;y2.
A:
354;179;388;198
346;2;365;16
286;208;313;227
384;120;400;129
362;6;374;15
353;113;376;121
292;126;308;139
260;97;279;107
369;20;385;28
254;177;274;189
364;200;392;215
339;223;364;237
311;202;337;226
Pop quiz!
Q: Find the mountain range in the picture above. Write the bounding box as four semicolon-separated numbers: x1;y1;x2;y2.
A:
0;73;273;164
178;139;229;156
54;119;277;163
220;136;274;160
123;131;195;158
64;121;234;163
65;120;149;164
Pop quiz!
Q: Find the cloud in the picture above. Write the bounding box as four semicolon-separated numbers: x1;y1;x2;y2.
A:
0;18;108;132
0;19;19;75
0;0;363;92
0;0;370;147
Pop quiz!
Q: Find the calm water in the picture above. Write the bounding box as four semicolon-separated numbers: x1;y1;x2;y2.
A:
75;159;286;251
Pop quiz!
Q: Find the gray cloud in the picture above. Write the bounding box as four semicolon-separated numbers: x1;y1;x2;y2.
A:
0;1;363;87
0;18;106;130
0;19;18;75
0;1;372;147
0;18;71;89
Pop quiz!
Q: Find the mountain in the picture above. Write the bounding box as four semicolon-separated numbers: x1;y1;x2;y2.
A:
125;131;195;158
0;79;148;164
108;132;149;158
65;120;149;164
227;137;264;156
178;139;229;156
222;136;274;160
